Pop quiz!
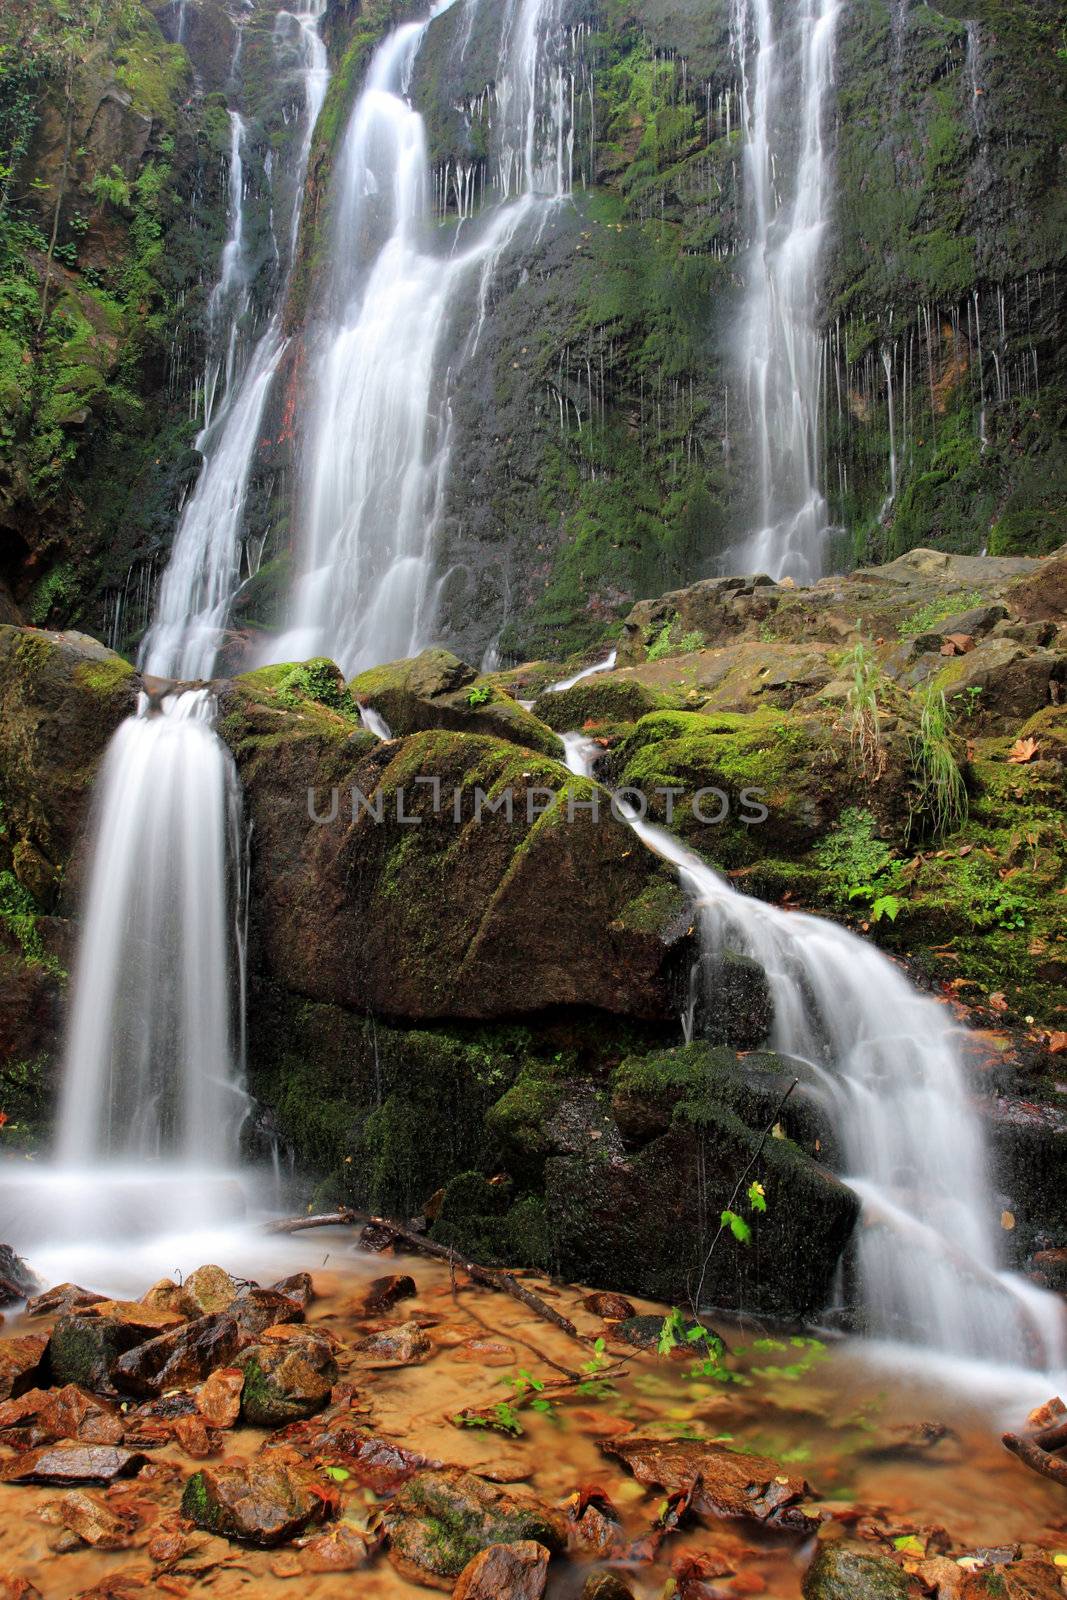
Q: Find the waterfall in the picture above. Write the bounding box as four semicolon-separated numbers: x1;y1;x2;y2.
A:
55;4;329;1174
271;0;575;677
56;692;247;1163
560;731;1065;1372
731;0;842;583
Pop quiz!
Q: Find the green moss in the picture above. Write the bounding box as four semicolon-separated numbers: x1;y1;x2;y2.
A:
70;655;136;696
0;870;62;975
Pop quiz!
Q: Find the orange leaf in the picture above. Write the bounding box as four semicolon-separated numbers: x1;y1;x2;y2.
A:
1008;736;1040;764
988;992;1008;1013
1048;1032;1067;1055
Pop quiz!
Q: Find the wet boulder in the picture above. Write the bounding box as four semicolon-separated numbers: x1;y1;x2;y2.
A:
0;1443;147;1486
349;648;564;759
0;1334;47;1399
181;1457;337;1545
0;1384;124;1446
181;1264;240;1317
109;1310;240;1397
77;1299;187;1336
581;1292;636;1322
235;1341;336;1427
383;1469;568;1588
453;1540;550;1600
532;675;669;732
0;1247;40;1307
361;1274;417;1314
803;1543;911;1600
229;1287;304;1340
603;1437;815;1531
195;1366;245;1429
355;1321;431;1365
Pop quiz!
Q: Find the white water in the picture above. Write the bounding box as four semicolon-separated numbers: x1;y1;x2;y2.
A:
731;0;842;583
271;0;575;677
45;5;330;1192
548;648;617;693
141;0;328;684
562;735;1066;1372
56;692;247;1164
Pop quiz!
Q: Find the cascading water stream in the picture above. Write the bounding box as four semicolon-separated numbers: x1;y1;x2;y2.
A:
560;731;1066;1373
731;0;842;584
271;0;577;676
45;4;330;1203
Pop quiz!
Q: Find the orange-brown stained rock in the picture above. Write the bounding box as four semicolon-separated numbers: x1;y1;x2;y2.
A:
581;1293;636;1322
453;1540;550;1600
383;1469;567;1589
301;1522;371;1572
960;1561;1066;1600
180;1457;337;1546
110;1312;240;1397
0;1577;42;1598
601;1437;815;1531
0;1335;47;1400
39;1488;132;1549
171;1415;218;1459
78;1300;186;1335
195;1367;244;1429
0;1443;148;1486
36;1385;125;1445
362;1274;417;1315
355;1321;430;1365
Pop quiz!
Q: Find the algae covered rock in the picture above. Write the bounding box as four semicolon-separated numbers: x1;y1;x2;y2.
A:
181;1458;336;1545
532;675;669;732
351;648;563;758
235;1341;335;1427
382;1469;567;1587
802;1542;910;1600
0;628;137;904
225;718;687;1022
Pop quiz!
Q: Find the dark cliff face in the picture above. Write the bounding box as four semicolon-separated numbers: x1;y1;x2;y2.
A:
3;0;1065;660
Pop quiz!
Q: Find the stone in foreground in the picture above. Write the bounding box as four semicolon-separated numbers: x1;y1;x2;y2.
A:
181;1458;336;1546
602;1437;814;1531
453;1540;550;1600
383;1469;568;1587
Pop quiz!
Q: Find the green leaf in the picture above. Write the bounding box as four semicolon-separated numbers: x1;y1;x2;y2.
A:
871;894;901;922
721;1209;752;1244
324;1466;350;1482
747;1180;767;1213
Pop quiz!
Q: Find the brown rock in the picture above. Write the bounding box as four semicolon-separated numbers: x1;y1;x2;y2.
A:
47;1315;143;1394
362;1274;417;1315
0;1578;42;1599
35;1384;124;1445
602;1437;814;1531
0;1246;40;1307
180;1458;337;1546
960;1559;1066;1600
39;1488;130;1549
25;1284;101;1318
0;1443;148;1485
301;1523;371;1572
357;1222;395;1253
172;1415;218;1458
139;1279;199;1318
181;1265;239;1317
581;1293;637;1322
230;1288;304;1341
272;1273;315;1309
356;1320;430;1365
453;1541;550;1600
0;1334;47;1399
582;1576;635;1600
236;1342;335;1427
110;1311;240;1397
79;1299;187;1335
383;1470;568;1588
195;1367;244;1429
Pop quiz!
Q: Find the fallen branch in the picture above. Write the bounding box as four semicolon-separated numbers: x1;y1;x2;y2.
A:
1002;1431;1067;1487
367;1216;584;1345
263;1208;360;1234
263;1206;585;1345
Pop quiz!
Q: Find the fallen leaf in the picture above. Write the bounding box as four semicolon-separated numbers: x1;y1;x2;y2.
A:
988;993;1008;1012
1048;1032;1067;1055
1001;1211;1016;1231
1008;736;1040;764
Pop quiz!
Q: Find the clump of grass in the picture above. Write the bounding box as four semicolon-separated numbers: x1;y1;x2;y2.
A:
907;685;968;842
843;636;886;780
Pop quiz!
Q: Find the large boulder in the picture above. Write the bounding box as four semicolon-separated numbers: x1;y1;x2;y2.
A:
350;649;564;759
0;628;137;905
218;669;687;1021
382;1470;567;1588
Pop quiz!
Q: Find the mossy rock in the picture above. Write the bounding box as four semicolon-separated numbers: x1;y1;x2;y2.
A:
350;649;563;759
382;1470;567;1586
802;1543;910;1600
532;675;672;732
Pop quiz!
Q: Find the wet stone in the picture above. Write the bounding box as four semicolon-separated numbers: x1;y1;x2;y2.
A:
582;1576;636;1600
33;1384;124;1445
38;1488;130;1549
180;1458;336;1546
802;1543;911;1600
0;1334;48;1400
362;1274;417;1315
272;1272;315;1309
453;1540;550;1600
0;1246;40;1307
78;1299;187;1335
47;1316;141;1395
195;1366;244;1429
300;1523;371;1572
602;1436;814;1531
356;1320;431;1364
110;1311;240;1397
382;1469;568;1588
230;1288;304;1341
581;1292;636;1322
236;1342;335;1427
181;1265;240;1317
0;1443;148;1485
25;1284;102;1319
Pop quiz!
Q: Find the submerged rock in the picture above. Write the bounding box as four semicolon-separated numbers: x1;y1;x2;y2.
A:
452;1540;550;1600
356;1321;431;1365
181;1458;336;1545
581;1292;636;1322
802;1543;910;1600
602;1437;815;1531
362;1274;417;1314
383;1469;568;1587
0;1443;147;1486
